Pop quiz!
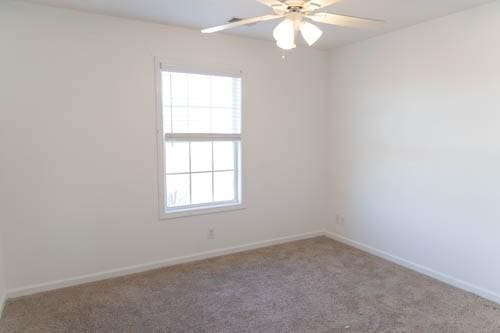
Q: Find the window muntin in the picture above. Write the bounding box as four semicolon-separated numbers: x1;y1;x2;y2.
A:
160;70;242;215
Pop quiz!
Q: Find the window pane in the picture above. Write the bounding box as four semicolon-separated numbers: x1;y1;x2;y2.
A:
162;71;241;134
188;107;211;133
170;73;188;106
171;107;189;133
212;76;236;108
188;74;211;106
171;107;240;134
213;141;235;171
212;108;240;133
166;174;190;207
191;142;212;172
165;142;189;174
191;172;212;204
163;106;172;133
214;171;235;202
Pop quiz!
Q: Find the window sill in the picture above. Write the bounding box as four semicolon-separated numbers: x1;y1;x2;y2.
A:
160;203;245;220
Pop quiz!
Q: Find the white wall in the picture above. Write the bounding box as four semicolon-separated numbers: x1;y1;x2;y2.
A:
327;1;500;301
0;1;327;291
0;232;6;312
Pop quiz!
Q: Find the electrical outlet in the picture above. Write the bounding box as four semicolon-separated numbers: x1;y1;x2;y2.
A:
335;215;345;226
208;227;215;240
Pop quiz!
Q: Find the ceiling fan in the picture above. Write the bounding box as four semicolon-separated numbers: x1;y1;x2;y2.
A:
202;0;384;50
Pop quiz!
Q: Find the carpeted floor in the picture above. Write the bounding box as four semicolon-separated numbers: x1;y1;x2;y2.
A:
1;237;499;332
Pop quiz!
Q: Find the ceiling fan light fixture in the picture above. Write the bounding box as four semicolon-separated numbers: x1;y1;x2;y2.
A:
273;18;296;50
273;19;294;41
276;38;296;50
300;21;323;46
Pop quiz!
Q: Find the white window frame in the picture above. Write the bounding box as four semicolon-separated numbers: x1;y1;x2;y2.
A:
155;59;245;220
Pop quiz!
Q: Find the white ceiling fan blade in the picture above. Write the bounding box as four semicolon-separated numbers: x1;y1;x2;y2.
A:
202;15;281;34
307;12;384;29
257;0;285;7
256;0;287;14
304;0;342;12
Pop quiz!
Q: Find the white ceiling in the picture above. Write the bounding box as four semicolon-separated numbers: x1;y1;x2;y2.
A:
24;0;494;50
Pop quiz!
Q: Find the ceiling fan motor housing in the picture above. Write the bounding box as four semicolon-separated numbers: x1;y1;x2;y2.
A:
285;0;306;14
288;6;304;13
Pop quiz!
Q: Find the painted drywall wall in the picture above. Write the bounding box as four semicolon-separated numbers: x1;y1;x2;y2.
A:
327;1;500;300
0;232;6;312
0;1;328;290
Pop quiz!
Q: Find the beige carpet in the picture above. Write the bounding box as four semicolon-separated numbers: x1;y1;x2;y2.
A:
1;237;499;332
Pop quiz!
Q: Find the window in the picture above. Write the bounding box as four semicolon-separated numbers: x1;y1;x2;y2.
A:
157;64;243;218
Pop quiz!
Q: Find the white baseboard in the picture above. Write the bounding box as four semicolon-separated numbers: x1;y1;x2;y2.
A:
6;230;324;299
324;230;500;305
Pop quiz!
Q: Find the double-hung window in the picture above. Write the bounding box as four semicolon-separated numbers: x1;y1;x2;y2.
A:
158;64;242;218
